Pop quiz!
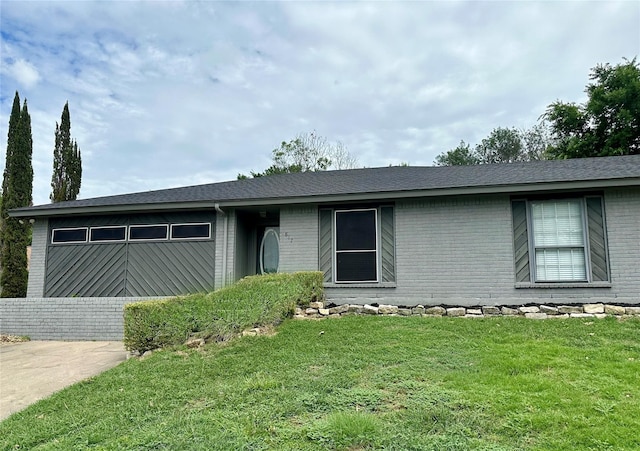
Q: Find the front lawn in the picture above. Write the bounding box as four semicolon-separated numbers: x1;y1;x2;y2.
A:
1;316;639;450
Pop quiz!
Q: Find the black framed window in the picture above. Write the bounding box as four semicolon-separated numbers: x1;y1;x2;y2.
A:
335;209;378;282
90;226;127;242
52;228;88;244
170;223;211;240
129;224;168;241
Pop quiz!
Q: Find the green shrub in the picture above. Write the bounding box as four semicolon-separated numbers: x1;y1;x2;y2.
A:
123;271;323;353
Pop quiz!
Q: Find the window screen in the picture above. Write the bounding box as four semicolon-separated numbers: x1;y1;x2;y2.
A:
129;225;168;241
335;209;377;282
90;226;126;242
171;223;210;240
52;228;87;243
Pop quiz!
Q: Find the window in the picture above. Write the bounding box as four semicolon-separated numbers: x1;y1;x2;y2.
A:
52;227;88;244
129;224;168;241
170;223;211;240
335;209;378;282
511;195;609;285
90;226;127;242
531;200;586;282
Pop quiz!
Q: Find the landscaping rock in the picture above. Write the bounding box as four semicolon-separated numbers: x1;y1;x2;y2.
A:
348;304;363;314
309;301;324;309
362;304;379;315
319;309;330;316
378;305;398;315
539;305;559;315
625;307;640;315
519;306;540;314
583;303;604;314
412;305;426;315
482;306;501;316
501;307;519;316
525;312;547;320
594;313;607;319
398;308;413;316
305;308;318;315
604;304;625;315
424;306;445;316
446;307;466;317
570;313;595;318
329;304;349;315
558;305;583;314
467;308;482;316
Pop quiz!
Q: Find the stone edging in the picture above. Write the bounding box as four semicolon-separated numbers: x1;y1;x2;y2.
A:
295;302;640;320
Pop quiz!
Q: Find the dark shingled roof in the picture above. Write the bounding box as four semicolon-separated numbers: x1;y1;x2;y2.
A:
11;154;640;217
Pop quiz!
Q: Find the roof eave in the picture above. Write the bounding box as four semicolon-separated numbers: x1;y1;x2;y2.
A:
9;177;640;218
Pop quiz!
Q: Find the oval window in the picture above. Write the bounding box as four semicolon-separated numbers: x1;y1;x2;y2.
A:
260;228;280;274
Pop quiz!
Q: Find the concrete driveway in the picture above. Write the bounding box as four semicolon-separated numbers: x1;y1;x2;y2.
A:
0;341;127;421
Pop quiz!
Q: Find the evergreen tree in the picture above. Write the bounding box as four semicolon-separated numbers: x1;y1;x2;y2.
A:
50;102;82;202
1;92;33;297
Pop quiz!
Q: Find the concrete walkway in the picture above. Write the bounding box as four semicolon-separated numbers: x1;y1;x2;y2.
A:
0;341;127;421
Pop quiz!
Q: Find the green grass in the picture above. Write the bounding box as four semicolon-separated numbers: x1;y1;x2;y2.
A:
2;316;639;450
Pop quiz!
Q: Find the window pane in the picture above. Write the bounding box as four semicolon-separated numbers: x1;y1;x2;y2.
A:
129;225;168;240
171;223;210;239
535;248;586;281
52;228;87;243
532;200;583;246
336;210;376;251
90;227;126;242
336;252;377;282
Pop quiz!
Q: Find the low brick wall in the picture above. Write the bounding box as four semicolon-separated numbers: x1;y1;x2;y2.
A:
297;302;640;320
0;297;166;340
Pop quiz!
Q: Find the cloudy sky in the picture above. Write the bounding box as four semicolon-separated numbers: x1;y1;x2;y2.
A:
1;1;638;206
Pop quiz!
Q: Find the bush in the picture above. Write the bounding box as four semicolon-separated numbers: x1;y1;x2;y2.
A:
124;271;323;353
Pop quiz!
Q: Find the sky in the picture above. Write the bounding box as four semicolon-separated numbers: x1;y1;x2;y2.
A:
1;1;639;206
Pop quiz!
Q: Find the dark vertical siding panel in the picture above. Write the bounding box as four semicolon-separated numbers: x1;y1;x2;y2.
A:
380;206;395;282
318;209;333;283
512;200;530;282
586;196;609;282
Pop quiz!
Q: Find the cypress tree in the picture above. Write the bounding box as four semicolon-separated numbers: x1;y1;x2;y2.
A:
50;102;81;202
1;92;33;297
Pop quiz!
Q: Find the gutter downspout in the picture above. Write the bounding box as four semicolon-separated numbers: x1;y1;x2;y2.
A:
214;203;228;287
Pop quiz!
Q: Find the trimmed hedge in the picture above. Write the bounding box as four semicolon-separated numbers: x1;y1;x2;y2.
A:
124;271;323;353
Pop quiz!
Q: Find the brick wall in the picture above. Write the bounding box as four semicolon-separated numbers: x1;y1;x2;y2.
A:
326;189;640;306
279;205;318;272
0;297;164;340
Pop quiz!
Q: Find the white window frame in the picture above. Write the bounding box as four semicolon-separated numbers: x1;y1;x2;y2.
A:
334;208;379;283
170;222;211;240
529;198;590;283
89;225;127;243
128;224;169;241
51;227;88;244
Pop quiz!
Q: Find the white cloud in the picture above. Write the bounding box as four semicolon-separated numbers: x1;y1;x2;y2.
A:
3;58;40;88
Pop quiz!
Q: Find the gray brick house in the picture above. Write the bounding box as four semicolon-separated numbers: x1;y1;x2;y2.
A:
10;154;640;308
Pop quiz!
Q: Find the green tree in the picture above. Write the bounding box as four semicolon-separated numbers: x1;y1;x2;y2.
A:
434;126;550;166
434;140;479;166
1;91;33;297
239;131;357;178
545;58;640;158
50;102;82;202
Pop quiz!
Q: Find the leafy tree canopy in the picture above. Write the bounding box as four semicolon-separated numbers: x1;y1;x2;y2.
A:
239;131;358;179
434;125;551;166
544;58;640;158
